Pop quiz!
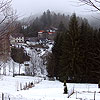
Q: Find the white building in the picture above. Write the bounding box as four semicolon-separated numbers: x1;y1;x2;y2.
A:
10;33;24;45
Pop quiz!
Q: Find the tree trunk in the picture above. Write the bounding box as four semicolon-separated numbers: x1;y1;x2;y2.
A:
13;61;15;77
19;63;21;75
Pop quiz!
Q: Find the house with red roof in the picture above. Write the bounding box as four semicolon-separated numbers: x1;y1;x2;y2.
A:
38;30;48;41
38;28;57;40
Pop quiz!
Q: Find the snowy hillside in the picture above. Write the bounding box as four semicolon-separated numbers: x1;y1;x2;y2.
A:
0;75;100;100
1;41;100;100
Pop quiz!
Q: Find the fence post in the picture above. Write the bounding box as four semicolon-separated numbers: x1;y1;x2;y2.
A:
16;81;19;91
20;83;22;90
76;91;77;99
88;85;89;92
8;96;10;100
94;91;96;100
26;82;27;89
2;93;4;100
73;86;74;93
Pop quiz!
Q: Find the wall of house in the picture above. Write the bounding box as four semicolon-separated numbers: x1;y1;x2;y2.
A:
38;33;47;40
10;36;24;45
15;37;24;43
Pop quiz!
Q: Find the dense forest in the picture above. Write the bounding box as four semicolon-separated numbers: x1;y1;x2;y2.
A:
20;10;70;37
47;13;100;83
20;10;97;38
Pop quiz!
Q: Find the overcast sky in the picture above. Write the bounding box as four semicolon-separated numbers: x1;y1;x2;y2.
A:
12;0;92;19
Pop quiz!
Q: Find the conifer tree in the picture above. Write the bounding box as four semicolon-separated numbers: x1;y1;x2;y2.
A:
68;13;80;81
52;22;66;79
50;13;100;83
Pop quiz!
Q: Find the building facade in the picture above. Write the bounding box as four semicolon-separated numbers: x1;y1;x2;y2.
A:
10;33;24;45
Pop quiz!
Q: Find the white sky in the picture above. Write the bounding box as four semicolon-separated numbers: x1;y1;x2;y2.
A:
12;0;93;18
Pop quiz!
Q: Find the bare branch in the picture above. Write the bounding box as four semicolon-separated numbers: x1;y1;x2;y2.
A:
0;15;7;24
79;0;100;12
0;0;18;63
94;0;100;3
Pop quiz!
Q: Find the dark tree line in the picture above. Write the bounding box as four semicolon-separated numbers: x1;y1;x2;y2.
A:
47;13;100;83
20;10;70;37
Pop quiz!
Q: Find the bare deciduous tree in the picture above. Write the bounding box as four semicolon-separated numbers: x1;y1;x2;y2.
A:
79;0;100;12
0;0;18;75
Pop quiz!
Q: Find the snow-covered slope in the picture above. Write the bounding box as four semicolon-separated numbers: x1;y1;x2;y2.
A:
0;41;100;100
0;75;100;100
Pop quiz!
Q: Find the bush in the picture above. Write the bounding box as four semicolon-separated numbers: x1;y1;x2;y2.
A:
64;86;68;94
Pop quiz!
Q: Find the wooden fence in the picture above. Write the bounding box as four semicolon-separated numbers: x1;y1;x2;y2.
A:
0;78;43;100
67;86;74;98
16;78;42;91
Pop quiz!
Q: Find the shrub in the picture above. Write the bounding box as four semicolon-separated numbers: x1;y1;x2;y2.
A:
64;86;68;94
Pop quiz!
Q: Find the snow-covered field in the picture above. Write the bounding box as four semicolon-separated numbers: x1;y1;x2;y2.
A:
0;75;100;100
0;42;100;100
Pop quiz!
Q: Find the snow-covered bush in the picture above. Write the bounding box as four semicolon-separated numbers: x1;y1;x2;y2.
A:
30;49;47;76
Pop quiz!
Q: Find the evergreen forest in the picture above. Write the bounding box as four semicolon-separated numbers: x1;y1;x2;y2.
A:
47;13;100;83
